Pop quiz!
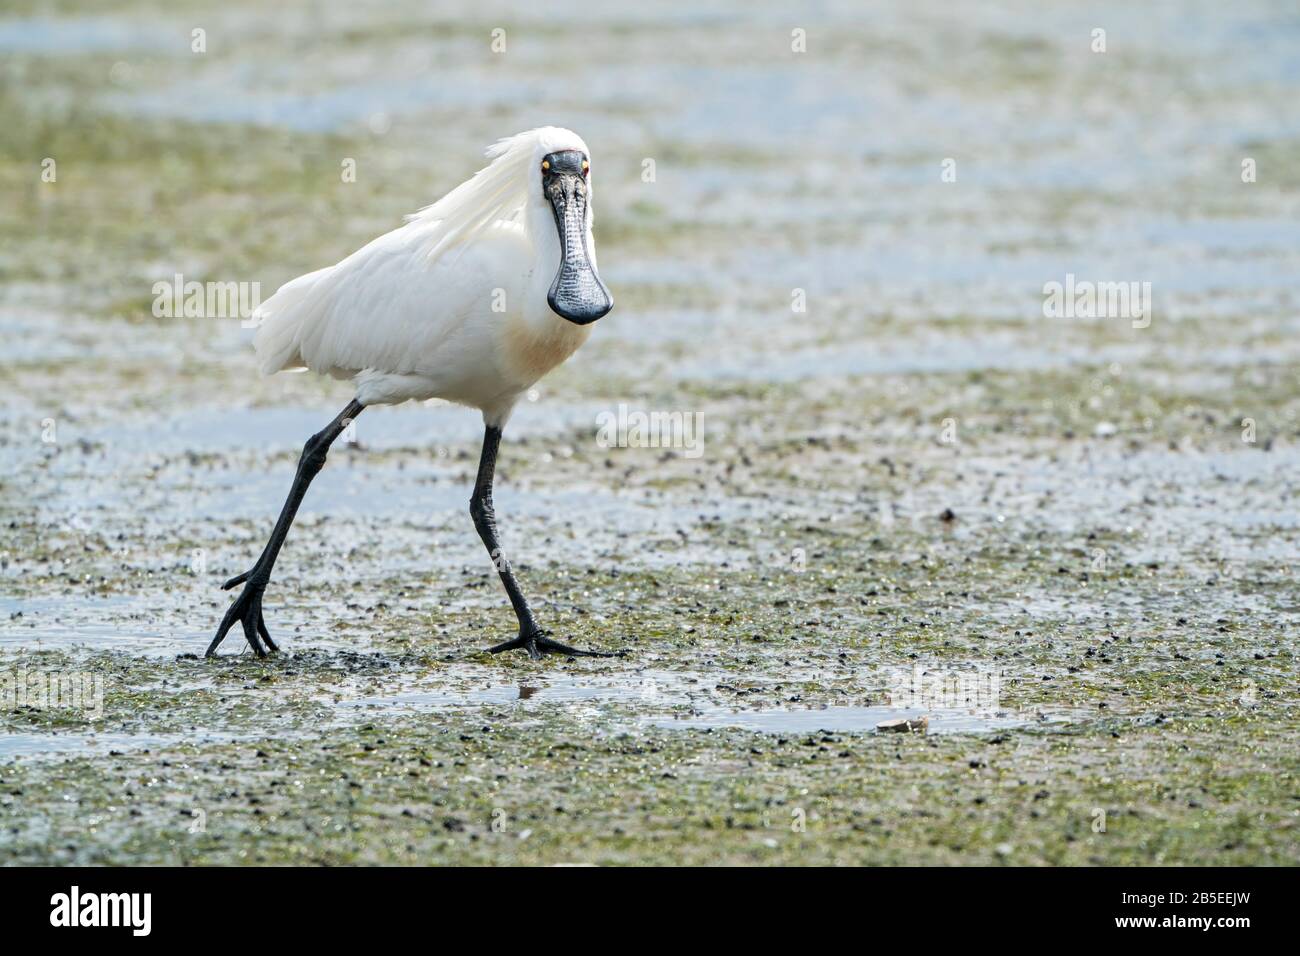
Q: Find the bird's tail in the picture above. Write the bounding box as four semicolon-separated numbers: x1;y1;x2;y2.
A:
251;266;333;375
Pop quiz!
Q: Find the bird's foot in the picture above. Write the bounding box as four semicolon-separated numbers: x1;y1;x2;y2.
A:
486;628;622;660
206;569;278;658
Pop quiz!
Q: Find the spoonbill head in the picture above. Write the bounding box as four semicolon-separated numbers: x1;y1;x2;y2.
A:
208;128;621;661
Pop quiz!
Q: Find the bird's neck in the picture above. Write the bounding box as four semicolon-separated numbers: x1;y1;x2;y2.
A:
525;200;562;276
521;200;565;331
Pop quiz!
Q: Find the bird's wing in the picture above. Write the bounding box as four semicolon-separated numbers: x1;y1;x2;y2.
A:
253;220;528;379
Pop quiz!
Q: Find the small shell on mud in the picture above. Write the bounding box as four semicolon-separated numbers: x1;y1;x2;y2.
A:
876;717;929;734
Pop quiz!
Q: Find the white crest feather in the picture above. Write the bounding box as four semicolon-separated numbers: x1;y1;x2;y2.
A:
406;126;589;265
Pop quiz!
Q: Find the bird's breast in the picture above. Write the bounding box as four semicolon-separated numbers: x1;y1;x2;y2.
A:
500;310;592;386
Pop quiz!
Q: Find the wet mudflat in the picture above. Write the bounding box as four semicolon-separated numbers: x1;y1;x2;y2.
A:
0;0;1297;864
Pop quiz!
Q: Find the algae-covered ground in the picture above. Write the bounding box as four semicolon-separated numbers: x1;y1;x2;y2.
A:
1;1;1297;865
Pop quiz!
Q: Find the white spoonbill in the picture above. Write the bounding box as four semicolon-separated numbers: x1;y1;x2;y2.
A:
207;127;616;660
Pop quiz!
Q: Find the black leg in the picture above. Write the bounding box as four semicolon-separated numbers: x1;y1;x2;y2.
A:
207;399;364;657
470;425;620;659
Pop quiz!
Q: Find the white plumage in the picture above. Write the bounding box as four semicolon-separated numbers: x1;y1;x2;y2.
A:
251;126;601;424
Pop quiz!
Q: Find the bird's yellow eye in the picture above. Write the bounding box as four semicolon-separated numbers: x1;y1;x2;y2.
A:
541;159;550;171
582;160;589;174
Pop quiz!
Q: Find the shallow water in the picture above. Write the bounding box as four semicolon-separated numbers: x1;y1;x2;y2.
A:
653;706;1034;735
338;668;1050;735
0;731;208;759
